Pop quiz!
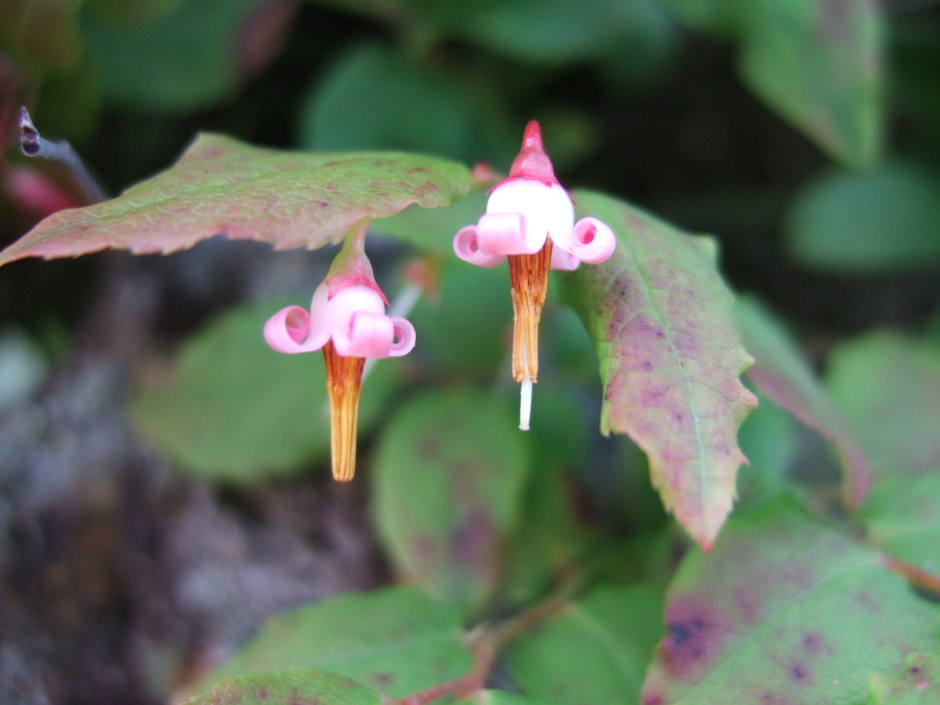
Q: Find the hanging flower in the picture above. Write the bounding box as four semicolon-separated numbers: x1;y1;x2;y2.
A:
264;228;415;481
453;121;615;430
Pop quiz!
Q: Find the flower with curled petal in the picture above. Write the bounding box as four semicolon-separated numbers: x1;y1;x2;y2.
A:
452;121;615;430
264;229;415;481
264;280;415;360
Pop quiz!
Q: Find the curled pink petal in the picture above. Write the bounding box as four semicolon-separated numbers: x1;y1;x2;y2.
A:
477;211;542;255
264;305;330;353
567;217;616;264
388;316;416;357
453;225;506;267
550;247;580;271
334;310;394;358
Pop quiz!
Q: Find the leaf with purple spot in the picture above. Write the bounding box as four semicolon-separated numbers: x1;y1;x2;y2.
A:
641;495;940;705
564;190;757;549
0;132;473;266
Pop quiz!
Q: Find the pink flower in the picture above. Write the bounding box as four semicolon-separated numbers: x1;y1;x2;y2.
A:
451;121;616;431
263;233;415;481
453;122;615;272
264;280;415;359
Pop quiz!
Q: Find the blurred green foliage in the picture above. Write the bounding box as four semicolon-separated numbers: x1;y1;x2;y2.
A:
3;2;940;705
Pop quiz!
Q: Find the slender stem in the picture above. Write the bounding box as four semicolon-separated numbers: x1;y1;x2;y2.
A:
881;555;940;596
392;593;569;705
327;221;375;286
18;107;107;205
346;219;369;253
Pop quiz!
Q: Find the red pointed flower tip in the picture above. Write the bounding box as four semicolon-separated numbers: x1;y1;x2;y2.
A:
507;120;558;185
454;121;616;267
264;240;416;481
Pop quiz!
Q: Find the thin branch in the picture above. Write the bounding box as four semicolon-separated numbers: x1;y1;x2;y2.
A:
880;555;940;597
392;593;569;705
19;106;107;205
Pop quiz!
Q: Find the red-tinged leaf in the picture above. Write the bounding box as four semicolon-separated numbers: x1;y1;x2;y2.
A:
0;133;473;266
641;496;940;705
565;191;756;549
736;295;870;507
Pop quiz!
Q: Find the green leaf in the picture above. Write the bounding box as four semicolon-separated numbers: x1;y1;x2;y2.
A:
184;669;381;705
371;189;487;255
451;0;669;64
0;133;473;266
735;391;797;503
83;0;284;113
89;0;183;28
868;653;940;705
826;331;940;479
736;295;870;506
669;0;884;167
564;190;757;549
786;163;940;271
299;42;477;162
737;0;884;169
132;297;399;481
407;258;512;377
664;0;739;35
641;495;940;705
499;451;588;605
371;389;530;609
194;586;473;698
507;584;664;705
856;470;940;574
